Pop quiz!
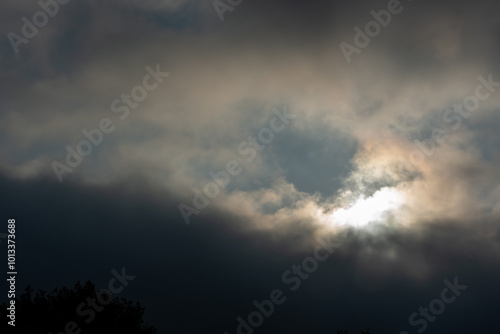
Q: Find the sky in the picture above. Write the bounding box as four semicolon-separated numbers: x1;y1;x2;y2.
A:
1;0;500;333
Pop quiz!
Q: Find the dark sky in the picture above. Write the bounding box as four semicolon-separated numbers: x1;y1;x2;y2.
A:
1;0;500;333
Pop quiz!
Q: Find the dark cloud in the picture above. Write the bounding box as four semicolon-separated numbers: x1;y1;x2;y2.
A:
1;172;499;333
1;0;500;333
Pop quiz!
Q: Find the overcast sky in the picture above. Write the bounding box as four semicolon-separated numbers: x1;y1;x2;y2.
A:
1;0;500;333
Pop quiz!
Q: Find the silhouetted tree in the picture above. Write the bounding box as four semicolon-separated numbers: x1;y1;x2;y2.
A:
0;281;155;333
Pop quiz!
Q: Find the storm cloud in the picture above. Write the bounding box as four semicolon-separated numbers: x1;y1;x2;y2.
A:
1;0;500;333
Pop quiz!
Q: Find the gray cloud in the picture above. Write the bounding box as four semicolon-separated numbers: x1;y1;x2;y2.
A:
1;0;500;332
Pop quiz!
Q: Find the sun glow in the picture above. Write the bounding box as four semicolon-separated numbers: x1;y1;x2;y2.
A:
330;187;405;228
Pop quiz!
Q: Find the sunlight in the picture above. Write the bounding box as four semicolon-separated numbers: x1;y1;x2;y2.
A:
330;187;405;228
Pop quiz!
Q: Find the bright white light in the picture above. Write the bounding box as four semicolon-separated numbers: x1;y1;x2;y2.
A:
331;187;405;228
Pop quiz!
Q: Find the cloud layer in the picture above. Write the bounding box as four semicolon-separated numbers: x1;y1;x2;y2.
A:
1;0;500;332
